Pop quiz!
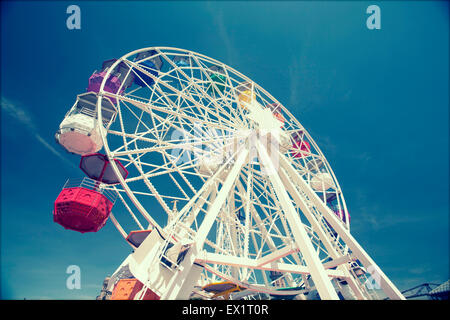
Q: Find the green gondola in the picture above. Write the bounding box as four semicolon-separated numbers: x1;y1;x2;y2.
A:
206;66;226;95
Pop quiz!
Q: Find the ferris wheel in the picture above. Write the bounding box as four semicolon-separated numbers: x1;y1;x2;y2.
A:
53;47;405;300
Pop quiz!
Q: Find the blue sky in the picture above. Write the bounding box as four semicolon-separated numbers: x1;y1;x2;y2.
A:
1;1;448;299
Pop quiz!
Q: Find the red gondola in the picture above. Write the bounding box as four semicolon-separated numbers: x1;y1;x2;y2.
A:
291;131;311;158
53;178;117;233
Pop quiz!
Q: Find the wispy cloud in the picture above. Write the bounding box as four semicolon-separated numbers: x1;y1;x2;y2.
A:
349;190;429;232
206;3;236;65
358;212;427;231
1;97;75;168
1;96;37;130
308;132;338;158
354;151;372;163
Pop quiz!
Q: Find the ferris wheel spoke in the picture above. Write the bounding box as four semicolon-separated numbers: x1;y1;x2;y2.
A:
110;130;237;159
157;50;239;128
218;67;249;127
187;54;246;128
121;159;196;184
234;198;282;251
105;91;234;132
109;186;189;202
116;100;168;150
234;179;287;258
176;148;251;263
120;149;173;216
130;56;239;130
133;106;170;144
108;130;161;145
109;127;239;183
111;185;146;230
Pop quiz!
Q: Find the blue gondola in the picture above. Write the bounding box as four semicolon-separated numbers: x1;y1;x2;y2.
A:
173;55;191;68
133;50;163;87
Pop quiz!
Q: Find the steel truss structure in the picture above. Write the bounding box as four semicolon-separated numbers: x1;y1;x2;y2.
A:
94;47;405;300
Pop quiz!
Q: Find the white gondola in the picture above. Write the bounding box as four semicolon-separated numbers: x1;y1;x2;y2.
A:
55;92;117;155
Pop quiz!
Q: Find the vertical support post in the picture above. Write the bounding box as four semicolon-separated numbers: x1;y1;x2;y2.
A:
228;191;240;280
256;140;339;300
242;168;252;281
277;165;366;299
161;149;249;299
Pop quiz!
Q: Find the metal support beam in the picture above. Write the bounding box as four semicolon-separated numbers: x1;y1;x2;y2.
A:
277;164;366;299
256;140;339;300
196;252;346;278
278;152;405;300
161;148;249;299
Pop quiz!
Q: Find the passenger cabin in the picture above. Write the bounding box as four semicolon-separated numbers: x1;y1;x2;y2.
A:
87;59;133;104
126;230;153;248
173;55;191;68
206;65;226;95
110;278;160;300
266;103;286;127
304;158;335;191
291;131;311;159
326;193;351;225
80;153;128;185
53;177;117;233
319;190;350;235
101;59;134;89
236;82;256;109
55;92;117;155
172;56;192;89
133;50;163;87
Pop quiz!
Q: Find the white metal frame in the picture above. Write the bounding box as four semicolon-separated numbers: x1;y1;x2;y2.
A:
92;47;404;300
